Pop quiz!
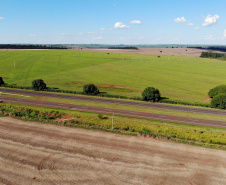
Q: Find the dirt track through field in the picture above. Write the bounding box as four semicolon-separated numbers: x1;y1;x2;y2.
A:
1;95;226;128
80;48;226;57
0;117;225;185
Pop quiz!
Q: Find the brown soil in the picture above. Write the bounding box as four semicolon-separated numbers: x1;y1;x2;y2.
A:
204;97;212;102
0;117;226;185
80;48;225;57
100;83;134;90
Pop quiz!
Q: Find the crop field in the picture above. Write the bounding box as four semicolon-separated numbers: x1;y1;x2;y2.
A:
1;49;226;102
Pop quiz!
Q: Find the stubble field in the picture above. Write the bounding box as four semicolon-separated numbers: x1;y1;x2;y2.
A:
0;117;226;185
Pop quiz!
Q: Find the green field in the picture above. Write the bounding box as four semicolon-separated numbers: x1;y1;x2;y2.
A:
1;50;226;102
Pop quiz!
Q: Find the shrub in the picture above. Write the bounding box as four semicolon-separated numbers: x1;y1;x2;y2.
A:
83;83;99;95
0;77;5;86
208;85;226;98
32;79;47;91
142;87;161;102
211;93;226;109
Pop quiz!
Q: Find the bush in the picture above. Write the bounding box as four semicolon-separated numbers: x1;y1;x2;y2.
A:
142;87;161;102
208;85;226;98
83;83;99;95
32;79;47;91
211;93;226;109
0;77;5;86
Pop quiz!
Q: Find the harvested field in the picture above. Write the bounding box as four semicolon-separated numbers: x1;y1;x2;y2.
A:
0;117;226;185
81;48;225;57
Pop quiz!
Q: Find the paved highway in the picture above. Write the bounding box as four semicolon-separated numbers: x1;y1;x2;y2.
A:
0;95;226;128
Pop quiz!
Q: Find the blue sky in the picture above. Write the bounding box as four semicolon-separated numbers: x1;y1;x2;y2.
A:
0;0;226;45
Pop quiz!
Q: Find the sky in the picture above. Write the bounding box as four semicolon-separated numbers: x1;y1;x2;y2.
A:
0;0;226;45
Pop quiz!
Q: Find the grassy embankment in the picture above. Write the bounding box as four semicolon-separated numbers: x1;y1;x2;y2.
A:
0;102;225;150
1;50;226;103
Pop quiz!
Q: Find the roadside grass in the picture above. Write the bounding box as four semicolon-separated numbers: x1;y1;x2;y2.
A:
1;50;226;102
1;92;226;122
0;102;225;150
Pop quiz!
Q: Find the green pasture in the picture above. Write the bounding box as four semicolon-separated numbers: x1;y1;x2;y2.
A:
0;49;226;102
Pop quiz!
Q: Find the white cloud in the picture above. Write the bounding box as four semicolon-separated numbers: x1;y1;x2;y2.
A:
130;20;141;24
202;14;220;26
114;22;130;29
186;22;194;26
224;29;226;37
92;36;103;40
195;27;200;30
100;28;112;31
174;17;186;23
139;37;144;39
204;35;215;40
30;34;37;37
0;17;4;20
77;32;85;35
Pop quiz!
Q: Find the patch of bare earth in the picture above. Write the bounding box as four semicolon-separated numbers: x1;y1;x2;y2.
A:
0;117;225;184
80;48;226;57
100;83;135;90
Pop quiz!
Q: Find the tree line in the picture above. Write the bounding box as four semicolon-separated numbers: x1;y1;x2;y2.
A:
108;46;138;50
200;52;225;59
188;46;226;52
0;44;67;49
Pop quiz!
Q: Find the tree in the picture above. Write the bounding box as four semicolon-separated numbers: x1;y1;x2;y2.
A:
208;85;226;98
83;83;99;95
0;77;5;86
142;87;161;102
32;79;47;91
211;93;226;109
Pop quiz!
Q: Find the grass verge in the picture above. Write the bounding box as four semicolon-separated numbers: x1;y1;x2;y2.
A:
0;102;225;150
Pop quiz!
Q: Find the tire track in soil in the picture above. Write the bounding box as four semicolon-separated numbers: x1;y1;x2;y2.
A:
23;55;41;83
0;117;226;184
38;155;56;184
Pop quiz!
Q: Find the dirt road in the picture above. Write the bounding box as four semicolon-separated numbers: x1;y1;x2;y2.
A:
1;96;226;128
2;88;226;116
80;48;226;57
0;117;225;185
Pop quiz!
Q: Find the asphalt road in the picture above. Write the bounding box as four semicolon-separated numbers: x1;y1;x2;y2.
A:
0;95;226;128
1;88;226;116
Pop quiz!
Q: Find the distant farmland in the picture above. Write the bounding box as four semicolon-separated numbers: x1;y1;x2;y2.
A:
0;49;226;102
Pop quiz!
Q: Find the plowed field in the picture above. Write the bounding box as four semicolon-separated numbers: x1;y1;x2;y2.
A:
0;117;226;184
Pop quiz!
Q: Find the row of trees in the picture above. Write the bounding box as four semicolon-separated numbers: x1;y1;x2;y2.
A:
4;76;226;109
108;46;138;50
0;77;161;102
188;46;226;52
0;44;67;49
200;52;225;59
28;79;226;109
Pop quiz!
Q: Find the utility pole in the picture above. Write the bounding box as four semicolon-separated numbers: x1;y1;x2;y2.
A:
112;113;114;130
9;102;11;114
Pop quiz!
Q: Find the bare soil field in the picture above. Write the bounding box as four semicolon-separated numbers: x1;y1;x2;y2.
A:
0;117;225;185
80;48;225;57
